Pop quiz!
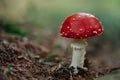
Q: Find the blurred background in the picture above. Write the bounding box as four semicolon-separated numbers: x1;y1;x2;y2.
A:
0;0;120;42
0;0;120;79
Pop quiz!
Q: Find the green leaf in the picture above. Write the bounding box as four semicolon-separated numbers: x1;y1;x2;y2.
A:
44;54;58;62
7;64;13;72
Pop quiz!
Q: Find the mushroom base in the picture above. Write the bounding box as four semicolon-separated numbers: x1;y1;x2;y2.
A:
70;39;87;72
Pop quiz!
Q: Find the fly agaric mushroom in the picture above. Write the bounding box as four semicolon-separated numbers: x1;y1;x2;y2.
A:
60;12;103;72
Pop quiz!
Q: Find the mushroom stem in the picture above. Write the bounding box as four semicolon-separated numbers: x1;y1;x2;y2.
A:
70;39;87;70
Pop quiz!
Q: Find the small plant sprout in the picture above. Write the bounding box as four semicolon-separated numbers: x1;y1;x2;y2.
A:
60;13;103;73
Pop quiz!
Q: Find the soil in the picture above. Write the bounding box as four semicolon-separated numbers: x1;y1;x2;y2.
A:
0;32;120;80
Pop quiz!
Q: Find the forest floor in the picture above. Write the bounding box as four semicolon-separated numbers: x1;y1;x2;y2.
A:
0;31;120;80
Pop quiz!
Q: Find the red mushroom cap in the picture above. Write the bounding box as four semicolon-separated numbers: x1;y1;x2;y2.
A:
60;13;103;39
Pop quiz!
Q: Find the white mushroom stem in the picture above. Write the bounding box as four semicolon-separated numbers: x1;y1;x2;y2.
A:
70;39;88;70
